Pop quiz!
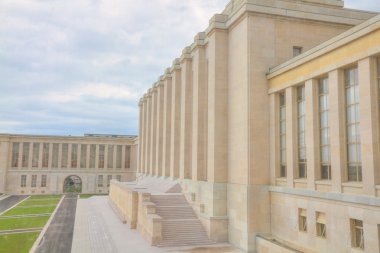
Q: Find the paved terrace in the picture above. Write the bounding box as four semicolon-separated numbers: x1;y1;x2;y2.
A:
72;196;243;253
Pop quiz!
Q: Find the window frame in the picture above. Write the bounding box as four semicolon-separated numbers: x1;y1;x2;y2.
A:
351;219;364;250
319;77;331;180
298;208;307;232
279;92;287;177
297;86;307;178
345;67;362;182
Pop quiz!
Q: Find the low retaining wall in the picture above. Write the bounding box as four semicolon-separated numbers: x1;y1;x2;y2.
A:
109;180;162;245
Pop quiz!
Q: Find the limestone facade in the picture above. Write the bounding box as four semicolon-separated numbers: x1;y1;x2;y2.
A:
135;0;380;252
0;134;138;195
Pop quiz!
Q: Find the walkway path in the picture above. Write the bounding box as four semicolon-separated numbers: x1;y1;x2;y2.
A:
0;195;28;214
35;194;78;253
71;196;243;253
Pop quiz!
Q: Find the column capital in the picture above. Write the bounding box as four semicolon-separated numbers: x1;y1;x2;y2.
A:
190;32;206;51
180;47;192;63
206;14;228;36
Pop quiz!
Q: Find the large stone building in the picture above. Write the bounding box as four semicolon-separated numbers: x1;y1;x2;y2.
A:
110;0;380;252
0;134;138;195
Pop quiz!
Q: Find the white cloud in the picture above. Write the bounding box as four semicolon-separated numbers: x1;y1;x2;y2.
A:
46;83;138;103
0;0;378;135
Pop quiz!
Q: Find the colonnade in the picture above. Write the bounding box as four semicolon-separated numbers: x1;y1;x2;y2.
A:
138;15;229;184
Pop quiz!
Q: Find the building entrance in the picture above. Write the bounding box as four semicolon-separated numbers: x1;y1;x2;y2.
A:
63;175;82;193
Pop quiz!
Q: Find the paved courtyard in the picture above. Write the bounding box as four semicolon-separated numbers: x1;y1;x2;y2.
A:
71;196;243;253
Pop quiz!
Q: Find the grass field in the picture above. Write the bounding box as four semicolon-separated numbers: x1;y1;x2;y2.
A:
0;216;49;231
28;195;62;200
0;232;39;253
0;195;63;253
1;206;56;216
18;199;61;206
80;194;107;199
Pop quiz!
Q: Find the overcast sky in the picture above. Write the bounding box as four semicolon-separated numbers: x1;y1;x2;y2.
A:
0;0;379;136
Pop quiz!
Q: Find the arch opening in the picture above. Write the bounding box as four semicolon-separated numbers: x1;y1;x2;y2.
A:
63;175;82;193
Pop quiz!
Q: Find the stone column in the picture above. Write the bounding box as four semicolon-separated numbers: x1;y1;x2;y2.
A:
191;32;208;181
0;137;10;193
206;21;228;183
285;86;297;188
138;100;143;174
48;143;53;169
170;59;182;179
358;57;379;195
269;93;279;184
142;95;148;174
305;79;319;189
146;90;152;175
329;69;345;192
150;87;158;176
156;80;165;177
162;70;172;177
179;47;193;180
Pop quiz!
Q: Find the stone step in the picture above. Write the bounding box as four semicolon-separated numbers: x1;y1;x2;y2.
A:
149;193;214;247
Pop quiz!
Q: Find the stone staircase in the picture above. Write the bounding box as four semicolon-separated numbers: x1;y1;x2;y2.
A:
150;194;214;247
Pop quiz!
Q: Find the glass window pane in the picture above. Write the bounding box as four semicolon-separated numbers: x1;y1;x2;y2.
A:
348;144;357;162
347;125;356;143
348;166;357;181
346;87;354;105
346;106;355;124
321;147;329;162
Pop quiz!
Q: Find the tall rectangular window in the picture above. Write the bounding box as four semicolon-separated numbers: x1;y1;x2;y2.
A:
89;144;96;168
297;86;307;178
279;93;286;177
345;67;361;182
293;46;302;57
319;78;331;180
71;144;78;168
98;175;103;187
61;144;68;168
32;143;40;168
31;175;37;187
316;212;326;238
298;208;307;232
116;145;122;169
116;175;121;181
11;142;20;168
42;143;49;168
80;144;87;168
22;142;30;168
107;175;112;187
20;175;26;187
351;219;364;250
41;175;47;187
99;145;105;169
52;144;59;168
125;145;131;169
107;145;114;168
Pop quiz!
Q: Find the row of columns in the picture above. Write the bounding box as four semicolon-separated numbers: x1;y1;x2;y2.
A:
270;57;379;195
137;15;229;183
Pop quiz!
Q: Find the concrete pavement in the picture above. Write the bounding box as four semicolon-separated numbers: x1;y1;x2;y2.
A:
71;196;243;253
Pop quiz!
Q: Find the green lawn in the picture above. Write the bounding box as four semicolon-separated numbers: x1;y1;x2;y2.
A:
1;206;56;216
0;232;39;253
27;195;61;200
80;194;107;199
0;216;49;231
18;199;60;206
